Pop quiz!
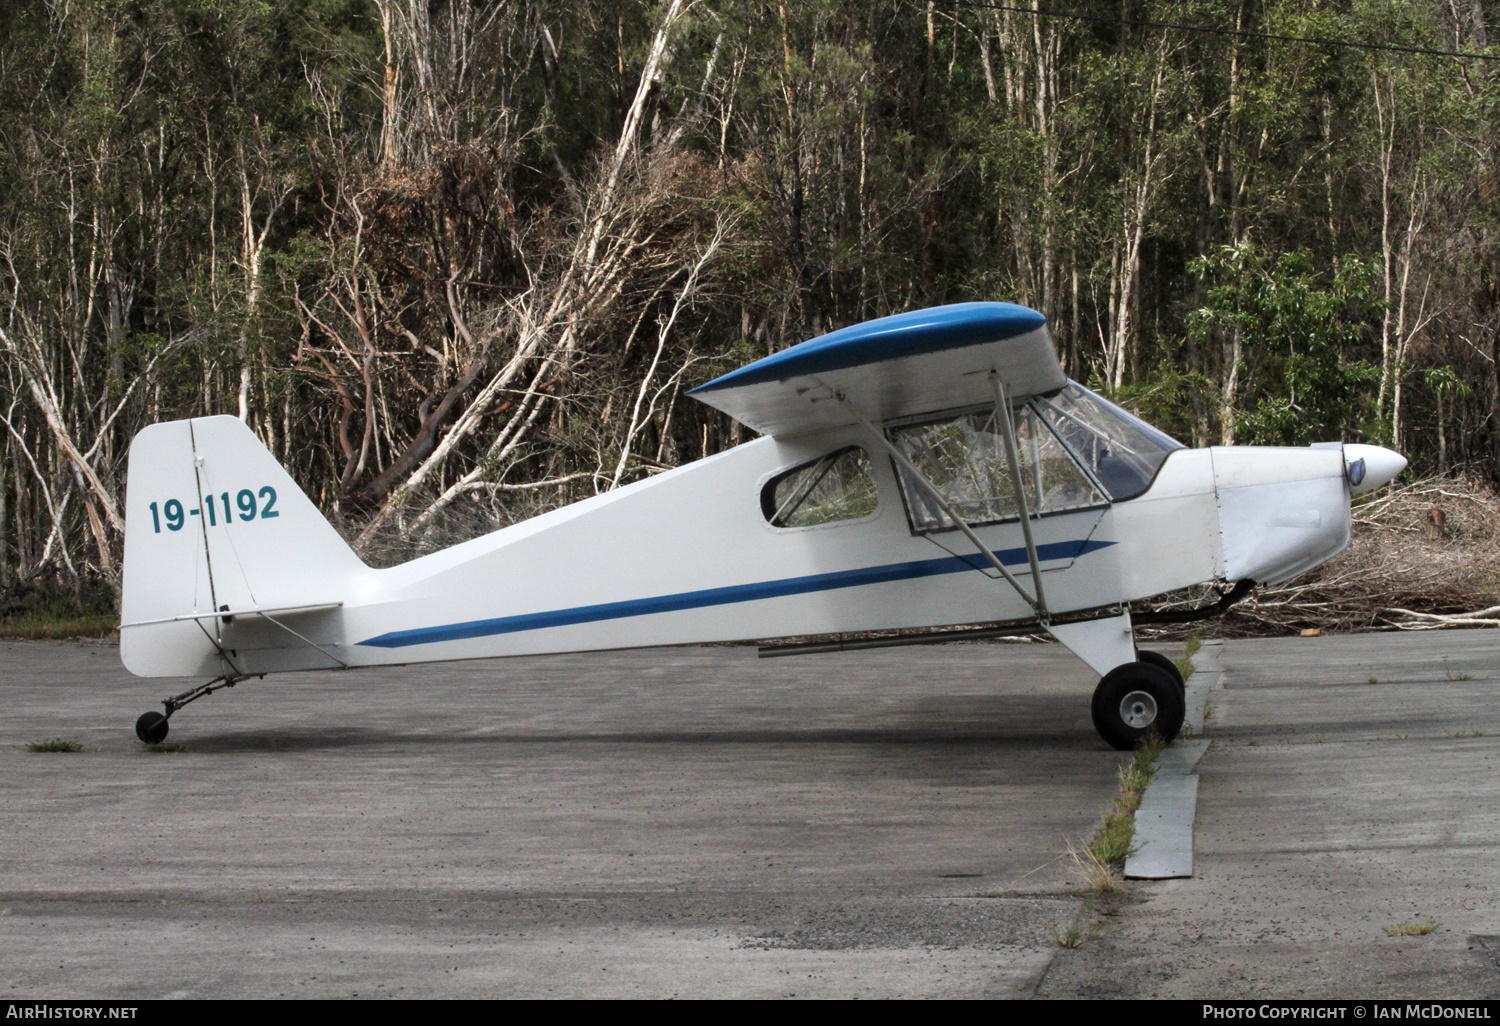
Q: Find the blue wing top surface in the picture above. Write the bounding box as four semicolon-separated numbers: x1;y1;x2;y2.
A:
688;302;1065;437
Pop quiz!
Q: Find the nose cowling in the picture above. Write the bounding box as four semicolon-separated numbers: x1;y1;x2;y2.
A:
1342;443;1407;495
1212;446;1353;586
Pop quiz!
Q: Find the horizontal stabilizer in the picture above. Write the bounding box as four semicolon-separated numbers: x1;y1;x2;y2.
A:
120;602;343;629
689;302;1065;436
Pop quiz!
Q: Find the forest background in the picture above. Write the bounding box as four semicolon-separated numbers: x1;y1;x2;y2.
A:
3;0;1499;631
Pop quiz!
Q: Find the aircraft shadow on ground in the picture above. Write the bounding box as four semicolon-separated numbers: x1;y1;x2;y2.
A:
179;695;1101;754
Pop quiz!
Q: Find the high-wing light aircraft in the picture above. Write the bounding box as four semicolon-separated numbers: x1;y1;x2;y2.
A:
120;303;1405;749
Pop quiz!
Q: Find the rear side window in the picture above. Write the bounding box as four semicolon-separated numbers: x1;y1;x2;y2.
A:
762;447;878;528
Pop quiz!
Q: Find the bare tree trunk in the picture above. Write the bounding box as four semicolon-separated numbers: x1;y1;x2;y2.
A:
1489;326;1500;485
378;1;401;167
0;324;124;535
235;146;289;425
1375;72;1396;430
0;413;8;588
1220;320;1242;446
609;220;730;489
1114;44;1177;390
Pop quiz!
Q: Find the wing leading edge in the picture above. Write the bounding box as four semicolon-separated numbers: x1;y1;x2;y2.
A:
688;302;1063;437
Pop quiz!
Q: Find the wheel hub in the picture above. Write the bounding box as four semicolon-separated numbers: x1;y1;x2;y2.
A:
1119;690;1158;729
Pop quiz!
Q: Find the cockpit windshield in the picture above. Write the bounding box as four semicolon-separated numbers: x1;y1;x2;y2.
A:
888;403;1107;533
1031;381;1184;501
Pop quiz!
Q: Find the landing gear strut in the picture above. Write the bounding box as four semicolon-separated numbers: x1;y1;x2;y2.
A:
134;674;249;743
1091;661;1185;751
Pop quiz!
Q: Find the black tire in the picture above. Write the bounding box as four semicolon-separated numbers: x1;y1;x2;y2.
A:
1137;649;1186;693
135;711;169;744
1091;661;1185;751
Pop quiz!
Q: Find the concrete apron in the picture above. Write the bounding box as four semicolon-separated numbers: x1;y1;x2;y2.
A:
1043;630;1500;999
0;640;1124;1000
1125;643;1220;880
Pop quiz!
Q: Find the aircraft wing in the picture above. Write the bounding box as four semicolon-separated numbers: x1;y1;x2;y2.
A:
688;302;1064;436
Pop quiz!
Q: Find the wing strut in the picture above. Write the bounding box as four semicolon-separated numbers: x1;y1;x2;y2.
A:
836;392;1050;622
990;373;1048;614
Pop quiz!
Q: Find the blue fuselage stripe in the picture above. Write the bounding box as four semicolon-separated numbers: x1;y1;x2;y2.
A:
355;538;1115;649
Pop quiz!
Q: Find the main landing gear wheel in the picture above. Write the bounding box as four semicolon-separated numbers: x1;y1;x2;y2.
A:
135;711;169;744
1091;661;1185;751
1136;649;1186;694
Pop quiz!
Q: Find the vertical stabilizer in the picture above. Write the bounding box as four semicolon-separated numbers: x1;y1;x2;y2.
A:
120;416;365;677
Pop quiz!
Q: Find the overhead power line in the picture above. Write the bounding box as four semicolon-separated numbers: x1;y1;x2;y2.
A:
932;0;1500;62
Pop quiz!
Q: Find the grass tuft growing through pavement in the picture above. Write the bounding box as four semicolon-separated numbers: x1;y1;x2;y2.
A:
1174;633;1202;683
1383;919;1442;937
1067;840;1118;892
1072;735;1167;891
139;741;191;754
25;737;83;753
1443;657;1473;682
1053;921;1097;948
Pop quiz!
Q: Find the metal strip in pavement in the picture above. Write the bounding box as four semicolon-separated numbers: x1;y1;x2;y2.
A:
1184;640;1223;737
1123;642;1223;879
1125;774;1200;879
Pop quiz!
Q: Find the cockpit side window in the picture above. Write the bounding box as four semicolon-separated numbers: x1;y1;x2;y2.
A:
1032;381;1184;501
887;403;1106;534
762;446;878;528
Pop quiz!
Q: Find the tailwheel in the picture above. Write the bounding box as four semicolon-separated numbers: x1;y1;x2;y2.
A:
131;673;252;743
135;711;169;744
1136;649;1186;694
1091;661;1185;751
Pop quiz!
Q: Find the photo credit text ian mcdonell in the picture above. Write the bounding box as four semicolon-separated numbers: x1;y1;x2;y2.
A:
1201;1005;1494;1020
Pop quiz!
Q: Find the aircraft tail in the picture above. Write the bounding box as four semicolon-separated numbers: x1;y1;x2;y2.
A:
120;416;365;677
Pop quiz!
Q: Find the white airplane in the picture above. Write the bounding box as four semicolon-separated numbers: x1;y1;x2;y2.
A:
119;303;1405;749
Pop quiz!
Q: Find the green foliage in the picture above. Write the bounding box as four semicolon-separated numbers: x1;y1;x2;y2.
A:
1053;922;1093;948
1;0;1498;594
1189;243;1382;446
1423;367;1471;401
1113;366;1217;447
1174;634;1201;684
1088;809;1138;868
